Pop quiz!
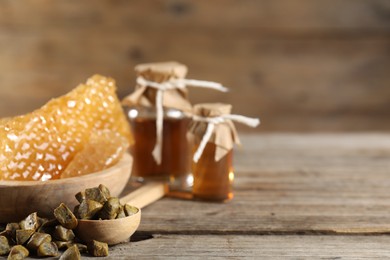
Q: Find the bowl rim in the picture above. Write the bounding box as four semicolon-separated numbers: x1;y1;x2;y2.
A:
0;152;133;187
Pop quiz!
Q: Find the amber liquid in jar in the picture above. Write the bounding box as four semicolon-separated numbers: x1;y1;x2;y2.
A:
192;142;234;202
126;107;192;190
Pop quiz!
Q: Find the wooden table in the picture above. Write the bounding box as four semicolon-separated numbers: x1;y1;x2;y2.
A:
7;134;390;259
95;133;390;259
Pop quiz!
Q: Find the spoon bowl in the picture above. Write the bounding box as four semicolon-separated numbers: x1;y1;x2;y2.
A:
75;182;166;245
76;207;141;245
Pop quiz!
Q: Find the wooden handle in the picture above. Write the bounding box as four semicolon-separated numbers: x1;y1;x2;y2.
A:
120;182;167;209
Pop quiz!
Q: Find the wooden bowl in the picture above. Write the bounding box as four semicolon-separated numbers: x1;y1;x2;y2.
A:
0;153;133;223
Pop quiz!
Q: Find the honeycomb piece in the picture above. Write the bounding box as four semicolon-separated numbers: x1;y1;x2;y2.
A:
0;75;132;181
61;130;129;179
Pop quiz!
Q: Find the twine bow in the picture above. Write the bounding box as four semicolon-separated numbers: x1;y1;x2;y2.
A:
136;76;228;164
192;114;260;163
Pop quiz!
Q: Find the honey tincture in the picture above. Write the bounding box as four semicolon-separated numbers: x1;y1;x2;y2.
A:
190;103;260;202
122;62;193;191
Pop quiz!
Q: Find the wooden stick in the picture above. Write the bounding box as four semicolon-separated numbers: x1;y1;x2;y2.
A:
120;182;168;209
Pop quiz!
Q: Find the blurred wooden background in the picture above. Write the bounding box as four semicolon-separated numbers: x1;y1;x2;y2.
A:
0;0;389;132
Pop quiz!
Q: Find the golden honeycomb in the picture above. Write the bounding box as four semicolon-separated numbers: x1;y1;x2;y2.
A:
60;130;129;179
0;75;132;181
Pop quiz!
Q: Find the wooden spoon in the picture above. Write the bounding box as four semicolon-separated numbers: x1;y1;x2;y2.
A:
75;182;167;245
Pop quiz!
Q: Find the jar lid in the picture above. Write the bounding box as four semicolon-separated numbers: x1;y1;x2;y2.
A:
123;61;192;113
190;103;240;161
135;61;188;83
193;103;232;117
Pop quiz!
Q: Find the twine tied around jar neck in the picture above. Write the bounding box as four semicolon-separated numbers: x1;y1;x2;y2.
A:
192;114;260;163
136;76;229;164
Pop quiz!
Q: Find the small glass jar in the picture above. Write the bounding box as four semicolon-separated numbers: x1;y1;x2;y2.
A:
192;142;234;201
189;103;239;202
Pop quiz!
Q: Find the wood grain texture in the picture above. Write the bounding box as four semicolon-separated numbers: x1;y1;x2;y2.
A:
82;235;390;259
135;134;390;234
0;0;389;131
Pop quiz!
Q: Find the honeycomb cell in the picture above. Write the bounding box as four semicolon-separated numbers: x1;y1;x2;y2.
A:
0;75;132;181
60;130;129;179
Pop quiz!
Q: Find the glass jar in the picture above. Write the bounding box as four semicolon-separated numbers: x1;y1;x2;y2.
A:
189;103;239;202
122;62;194;191
192;142;234;201
124;105;193;190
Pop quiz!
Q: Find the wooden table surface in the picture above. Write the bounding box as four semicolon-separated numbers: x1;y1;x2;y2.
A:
6;133;390;259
